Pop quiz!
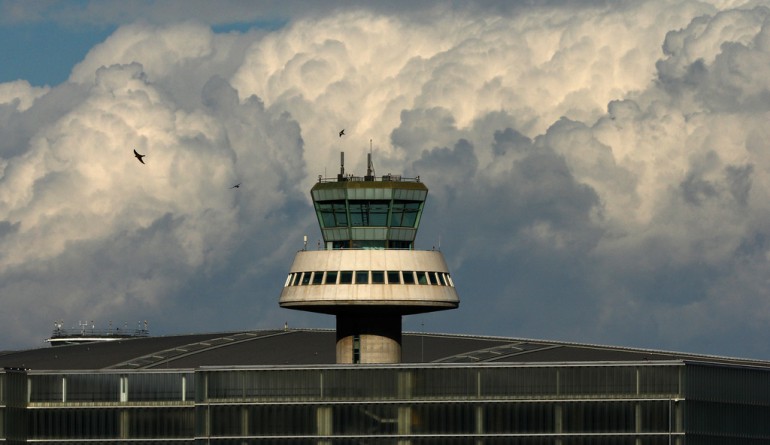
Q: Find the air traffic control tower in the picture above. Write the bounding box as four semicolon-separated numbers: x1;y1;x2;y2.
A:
280;153;459;363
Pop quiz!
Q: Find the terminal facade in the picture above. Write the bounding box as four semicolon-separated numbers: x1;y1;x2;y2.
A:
0;330;769;443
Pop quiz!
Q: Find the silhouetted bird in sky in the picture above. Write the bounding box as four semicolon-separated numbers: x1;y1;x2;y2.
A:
339;129;345;137
133;149;146;164
231;183;240;189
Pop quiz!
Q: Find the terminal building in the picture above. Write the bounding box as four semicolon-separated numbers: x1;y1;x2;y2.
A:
0;154;768;443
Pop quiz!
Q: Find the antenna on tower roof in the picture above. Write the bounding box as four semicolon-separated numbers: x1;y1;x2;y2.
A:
337;152;346;182
366;140;375;181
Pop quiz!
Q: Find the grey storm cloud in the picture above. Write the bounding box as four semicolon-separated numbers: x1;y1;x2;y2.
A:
3;1;770;359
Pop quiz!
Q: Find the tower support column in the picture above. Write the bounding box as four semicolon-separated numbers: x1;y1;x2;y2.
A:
336;314;402;364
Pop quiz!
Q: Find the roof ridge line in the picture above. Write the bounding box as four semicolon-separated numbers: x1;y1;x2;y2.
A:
105;330;290;370
403;331;770;365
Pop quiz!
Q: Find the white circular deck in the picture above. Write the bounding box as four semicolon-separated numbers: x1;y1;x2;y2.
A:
279;250;460;314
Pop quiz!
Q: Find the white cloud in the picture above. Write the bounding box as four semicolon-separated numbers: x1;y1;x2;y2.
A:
3;1;770;359
0;80;49;111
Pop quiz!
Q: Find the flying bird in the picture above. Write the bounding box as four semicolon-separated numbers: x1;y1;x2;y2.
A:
133;149;146;164
230;183;241;189
339;129;345;137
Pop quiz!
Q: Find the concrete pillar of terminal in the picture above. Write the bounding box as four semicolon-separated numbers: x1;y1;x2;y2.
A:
475;370;484;445
673;400;683;445
475;405;484;445
316;406;333;445
241;406;249;439
119;376;129;439
119;410;129;439
336;314;402;364
397;371;413;445
635;402;642;445
555;403;563;445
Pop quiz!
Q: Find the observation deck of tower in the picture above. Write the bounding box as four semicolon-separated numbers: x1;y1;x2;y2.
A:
279;152;460;363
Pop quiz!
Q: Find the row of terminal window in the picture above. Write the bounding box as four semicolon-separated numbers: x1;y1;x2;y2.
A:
285;270;454;287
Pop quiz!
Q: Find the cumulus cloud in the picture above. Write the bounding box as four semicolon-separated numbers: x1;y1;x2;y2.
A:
0;25;309;346
0;80;49;111
3;1;770;359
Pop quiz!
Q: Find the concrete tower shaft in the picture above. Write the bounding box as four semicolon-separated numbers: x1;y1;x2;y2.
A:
279;154;459;363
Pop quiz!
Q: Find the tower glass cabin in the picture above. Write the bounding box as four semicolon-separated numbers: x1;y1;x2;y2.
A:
280;153;459;364
312;172;426;250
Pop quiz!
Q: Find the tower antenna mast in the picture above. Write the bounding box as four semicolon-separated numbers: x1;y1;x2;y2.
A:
366;140;375;180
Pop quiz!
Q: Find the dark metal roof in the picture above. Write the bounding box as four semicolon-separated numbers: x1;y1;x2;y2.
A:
0;329;766;371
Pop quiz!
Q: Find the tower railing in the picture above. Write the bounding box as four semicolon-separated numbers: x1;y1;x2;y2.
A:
317;174;420;183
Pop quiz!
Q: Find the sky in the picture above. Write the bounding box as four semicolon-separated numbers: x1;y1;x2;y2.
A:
2;0;770;359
